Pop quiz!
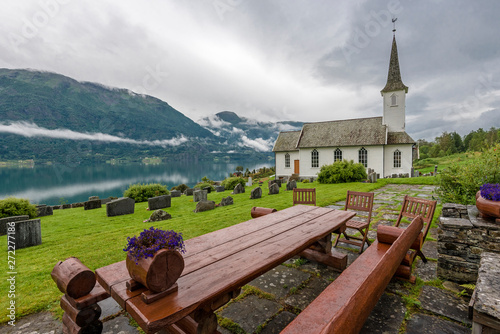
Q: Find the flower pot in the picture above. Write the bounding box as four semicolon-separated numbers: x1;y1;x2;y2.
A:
476;191;500;222
126;249;184;293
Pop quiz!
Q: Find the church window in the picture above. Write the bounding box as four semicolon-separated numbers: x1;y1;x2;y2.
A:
394;150;401;168
285;153;290;168
334;148;342;162
358;147;367;167
390;93;397;106
311;149;319;168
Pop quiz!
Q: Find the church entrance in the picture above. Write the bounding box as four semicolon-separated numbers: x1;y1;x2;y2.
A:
294;160;300;174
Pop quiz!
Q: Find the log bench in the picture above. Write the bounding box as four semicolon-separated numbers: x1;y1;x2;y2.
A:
281;216;424;334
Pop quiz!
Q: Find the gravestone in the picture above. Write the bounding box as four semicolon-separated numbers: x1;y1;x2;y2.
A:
170;190;181;198
269;179;281;188
434;165;438;174
194;200;215;213
215;186;225;193
193;190;207;202
71;202;84;208
101;197;114;205
147;209;172;222
36;205;53;217
52;205;60;210
232;183;245;194
0;215;29;236
203;186;212;194
286;180;297;191
269;183;279;195
250;187;262;199
106;197;135;217
246;177;252;187
89;196;100;201
219;196;234;206
148;195;171;210
184;188;194;196
60;204;71;210
14;219;42;249
84;199;102;210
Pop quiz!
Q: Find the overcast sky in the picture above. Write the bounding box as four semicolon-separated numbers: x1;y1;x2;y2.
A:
1;1;499;141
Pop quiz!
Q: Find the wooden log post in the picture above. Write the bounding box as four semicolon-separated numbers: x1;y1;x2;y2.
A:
62;312;103;334
60;295;101;327
51;257;96;299
250;207;277;218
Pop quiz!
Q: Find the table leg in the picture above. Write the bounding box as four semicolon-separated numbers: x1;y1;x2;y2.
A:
300;233;347;271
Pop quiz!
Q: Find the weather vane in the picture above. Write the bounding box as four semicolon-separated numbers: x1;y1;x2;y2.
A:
392;17;397;35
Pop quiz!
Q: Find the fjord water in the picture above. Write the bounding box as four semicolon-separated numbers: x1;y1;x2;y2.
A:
0;160;273;206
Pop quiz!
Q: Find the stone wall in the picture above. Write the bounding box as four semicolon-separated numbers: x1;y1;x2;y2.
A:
437;203;500;283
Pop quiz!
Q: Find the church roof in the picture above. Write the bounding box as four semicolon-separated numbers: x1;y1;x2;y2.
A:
272;130;300;152
387;131;415;144
297;117;387;148
381;36;408;93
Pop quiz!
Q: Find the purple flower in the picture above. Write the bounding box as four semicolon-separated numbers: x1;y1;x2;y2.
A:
123;227;185;263
480;183;500;202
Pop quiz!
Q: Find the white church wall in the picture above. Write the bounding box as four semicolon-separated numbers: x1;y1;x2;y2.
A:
383;144;413;177
275;151;300;177
382;90;406;132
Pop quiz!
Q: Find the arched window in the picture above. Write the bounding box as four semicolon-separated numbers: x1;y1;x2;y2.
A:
285;153;290;168
311;149;319;168
390;93;397;106
334;148;342;162
358;147;367;167
394;150;401;168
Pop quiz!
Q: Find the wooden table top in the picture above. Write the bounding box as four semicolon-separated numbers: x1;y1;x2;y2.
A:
96;205;354;333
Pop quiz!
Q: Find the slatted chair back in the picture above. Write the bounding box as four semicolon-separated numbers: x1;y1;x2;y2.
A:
293;188;316;206
344;191;374;222
395;195;437;242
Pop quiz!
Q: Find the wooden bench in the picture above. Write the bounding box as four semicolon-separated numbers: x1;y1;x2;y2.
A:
293;188;316;206
281;216;424;334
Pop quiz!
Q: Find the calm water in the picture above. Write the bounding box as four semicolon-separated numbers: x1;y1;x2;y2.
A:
0;159;274;206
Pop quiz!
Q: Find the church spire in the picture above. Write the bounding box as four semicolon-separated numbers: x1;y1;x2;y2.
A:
381;34;408;94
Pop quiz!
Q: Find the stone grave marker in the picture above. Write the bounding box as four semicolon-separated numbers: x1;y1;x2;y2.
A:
250;187;262;199
184;188;194;196
84;199;102;211
170;190;181;198
193;190;207;202
36;205;53;217
14;219;42;249
215;185;225;192
146;209;172;222
219;196;234;206
148;195;171;210
194;200;215;213
203;186;212;194
286;180;297;191
232;183;245;194
106;197;135;217
0;215;29;236
246;177;252;187
268;183;279;195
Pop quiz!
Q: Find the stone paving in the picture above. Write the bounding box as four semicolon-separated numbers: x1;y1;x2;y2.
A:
0;184;473;333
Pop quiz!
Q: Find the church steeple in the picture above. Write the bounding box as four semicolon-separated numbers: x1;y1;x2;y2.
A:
381;35;408;94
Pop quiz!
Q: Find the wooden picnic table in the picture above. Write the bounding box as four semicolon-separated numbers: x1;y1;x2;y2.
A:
96;205;355;333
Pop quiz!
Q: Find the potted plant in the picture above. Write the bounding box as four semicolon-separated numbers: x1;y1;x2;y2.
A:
123;227;185;293
476;183;500;223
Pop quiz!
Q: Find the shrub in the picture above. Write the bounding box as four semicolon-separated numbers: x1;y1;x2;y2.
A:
194;182;215;192
124;183;169;203
0;197;37;219
302;179;310;183
221;177;246;190
171;184;189;193
436;144;500;204
317;160;367;184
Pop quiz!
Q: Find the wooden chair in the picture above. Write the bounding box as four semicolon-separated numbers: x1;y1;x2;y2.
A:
333;191;374;254
292;188;316;206
395;195;437;263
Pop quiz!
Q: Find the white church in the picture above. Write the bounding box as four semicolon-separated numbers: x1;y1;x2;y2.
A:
273;33;415;179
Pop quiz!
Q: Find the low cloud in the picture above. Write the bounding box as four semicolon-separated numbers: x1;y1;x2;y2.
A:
0;121;188;147
197;114;231;129
238;135;275;152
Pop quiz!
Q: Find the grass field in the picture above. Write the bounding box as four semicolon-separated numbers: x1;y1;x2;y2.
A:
413;152;480;173
0;176;438;323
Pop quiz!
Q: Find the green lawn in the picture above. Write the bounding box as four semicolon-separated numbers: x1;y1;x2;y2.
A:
0;177;438;323
413;152;479;173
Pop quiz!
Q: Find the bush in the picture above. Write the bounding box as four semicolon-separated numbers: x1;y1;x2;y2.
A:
436;144;500;204
221;177;246;190
302;179;310;183
0;197;37;219
317;160;367;184
124;183;169;203
171;184;189;193
194;182;216;192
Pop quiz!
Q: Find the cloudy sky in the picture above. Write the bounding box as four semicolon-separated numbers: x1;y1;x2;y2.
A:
1;0;499;141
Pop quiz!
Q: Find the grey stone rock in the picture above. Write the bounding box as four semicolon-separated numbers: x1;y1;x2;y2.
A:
360;293;406;334
439;217;473;229
474;252;500;320
106;197;135;217
0;215;29;236
286;180;297;191
219;295;281;333
250;187;262;199
170;190;181;197
36;205;53;217
405;313;470;334
219;196;233;207
84;199;102;210
232;183;245;194
71;202;84;208
194;200;215;213
98;296;122;320
215;185;225;192
147;209;172;222
193;190;207;202
249;265;310;299
14;219;42;249
268;183;279;195
419;285;471;325
52;205;60;210
89;196;100;200
437;255;479;283
260;311;296;334
269;179;282;187
147;195;171;210
414;259;437;281
203;186;212;194
184;188;194;196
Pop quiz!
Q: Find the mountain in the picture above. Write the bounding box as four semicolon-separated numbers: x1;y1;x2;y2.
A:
198;111;303;152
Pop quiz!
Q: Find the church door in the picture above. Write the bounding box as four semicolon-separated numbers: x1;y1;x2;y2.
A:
294;160;300;174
